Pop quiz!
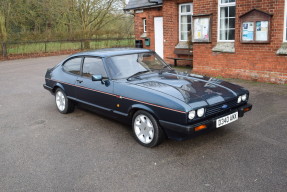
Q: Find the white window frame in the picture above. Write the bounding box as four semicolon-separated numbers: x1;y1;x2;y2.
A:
217;0;236;42
179;3;193;42
284;0;287;42
143;18;147;33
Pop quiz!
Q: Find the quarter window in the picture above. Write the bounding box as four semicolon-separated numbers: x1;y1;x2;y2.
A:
62;57;81;75
82;57;107;78
179;3;193;41
218;0;236;41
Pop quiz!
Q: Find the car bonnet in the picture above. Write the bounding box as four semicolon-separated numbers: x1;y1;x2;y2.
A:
132;72;246;107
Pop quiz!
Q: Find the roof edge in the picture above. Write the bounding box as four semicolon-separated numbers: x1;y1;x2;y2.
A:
124;4;162;11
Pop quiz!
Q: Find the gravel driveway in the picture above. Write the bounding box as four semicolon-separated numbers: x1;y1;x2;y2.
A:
0;56;286;192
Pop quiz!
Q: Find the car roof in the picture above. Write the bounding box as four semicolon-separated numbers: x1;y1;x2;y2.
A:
70;48;154;58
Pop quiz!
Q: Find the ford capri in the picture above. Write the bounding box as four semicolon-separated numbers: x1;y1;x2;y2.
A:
43;48;252;147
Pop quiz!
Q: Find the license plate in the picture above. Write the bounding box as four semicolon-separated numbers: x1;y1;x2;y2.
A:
216;112;238;128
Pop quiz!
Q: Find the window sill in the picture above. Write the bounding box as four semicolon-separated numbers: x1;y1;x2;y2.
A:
175;41;192;49
276;43;287;55
212;42;235;53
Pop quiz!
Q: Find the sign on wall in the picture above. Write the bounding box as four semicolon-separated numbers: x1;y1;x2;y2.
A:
240;9;272;43
192;14;212;43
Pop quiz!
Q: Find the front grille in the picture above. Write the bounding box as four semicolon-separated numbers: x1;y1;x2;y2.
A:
206;99;239;117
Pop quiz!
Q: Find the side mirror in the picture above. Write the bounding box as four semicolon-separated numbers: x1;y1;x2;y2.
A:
92;75;110;86
92;75;103;81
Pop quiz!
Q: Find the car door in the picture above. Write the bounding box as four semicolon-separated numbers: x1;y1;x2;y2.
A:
60;57;83;98
75;57;115;113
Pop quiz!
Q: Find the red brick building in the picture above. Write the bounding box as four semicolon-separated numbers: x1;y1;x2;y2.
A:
125;0;287;84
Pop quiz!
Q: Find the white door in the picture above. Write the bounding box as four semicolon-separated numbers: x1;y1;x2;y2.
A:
154;17;164;58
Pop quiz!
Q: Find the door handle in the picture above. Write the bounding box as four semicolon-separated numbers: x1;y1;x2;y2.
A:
76;80;83;83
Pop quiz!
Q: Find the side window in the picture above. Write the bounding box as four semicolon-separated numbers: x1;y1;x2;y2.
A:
82;57;107;78
62;57;82;75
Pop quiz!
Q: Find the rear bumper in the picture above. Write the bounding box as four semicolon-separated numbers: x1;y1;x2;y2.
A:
160;103;252;140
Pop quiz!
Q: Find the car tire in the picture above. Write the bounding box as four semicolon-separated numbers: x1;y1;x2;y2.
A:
55;88;74;114
132;110;164;148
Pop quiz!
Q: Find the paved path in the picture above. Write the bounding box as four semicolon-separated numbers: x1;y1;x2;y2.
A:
0;56;287;192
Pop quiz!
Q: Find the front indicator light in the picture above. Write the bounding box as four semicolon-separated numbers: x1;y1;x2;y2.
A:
244;107;251;112
197;108;205;117
237;96;242;103
188;111;196;120
195;125;207;132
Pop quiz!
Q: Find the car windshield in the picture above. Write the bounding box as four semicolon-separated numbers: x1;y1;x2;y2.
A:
107;52;170;79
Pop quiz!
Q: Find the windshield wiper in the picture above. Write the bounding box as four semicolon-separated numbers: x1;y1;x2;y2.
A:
127;70;150;81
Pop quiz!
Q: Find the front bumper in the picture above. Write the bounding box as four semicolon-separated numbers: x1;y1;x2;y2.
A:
160;103;252;140
43;84;54;94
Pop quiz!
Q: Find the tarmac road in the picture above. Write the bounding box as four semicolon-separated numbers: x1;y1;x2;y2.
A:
0;55;287;192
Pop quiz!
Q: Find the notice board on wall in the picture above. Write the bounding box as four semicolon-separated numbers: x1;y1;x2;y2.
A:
192;14;212;43
240;9;272;43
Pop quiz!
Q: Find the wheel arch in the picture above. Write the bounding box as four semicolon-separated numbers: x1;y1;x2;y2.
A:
128;104;159;122
52;83;65;93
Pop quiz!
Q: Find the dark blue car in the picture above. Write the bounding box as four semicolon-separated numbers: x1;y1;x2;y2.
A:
44;48;252;147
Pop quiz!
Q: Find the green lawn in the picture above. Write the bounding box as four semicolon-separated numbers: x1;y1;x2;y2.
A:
6;39;135;55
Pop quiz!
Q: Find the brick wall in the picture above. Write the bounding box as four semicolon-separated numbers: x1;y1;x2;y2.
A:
133;0;287;84
134;0;193;66
134;8;163;52
193;0;287;84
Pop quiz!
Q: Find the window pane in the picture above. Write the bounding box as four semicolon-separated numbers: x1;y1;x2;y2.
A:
181;32;188;41
220;7;228;18
220;30;227;40
82;58;106;78
227;29;235;40
220;18;228;29
181;15;188;23
187;15;192;23
63;58;81;75
181;5;187;13
188;23;192;31
143;19;146;32
229;18;235;28
221;0;235;3
186;5;191;12
229;6;235;17
181;24;188;31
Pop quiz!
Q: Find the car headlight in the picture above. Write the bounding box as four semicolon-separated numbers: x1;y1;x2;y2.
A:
197;108;205;117
242;94;247;101
237;96;242;103
188;110;196;120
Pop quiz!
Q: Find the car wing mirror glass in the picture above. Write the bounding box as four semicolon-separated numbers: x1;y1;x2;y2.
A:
92;75;103;81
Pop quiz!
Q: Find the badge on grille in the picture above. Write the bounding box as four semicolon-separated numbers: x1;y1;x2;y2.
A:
222;104;228;109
